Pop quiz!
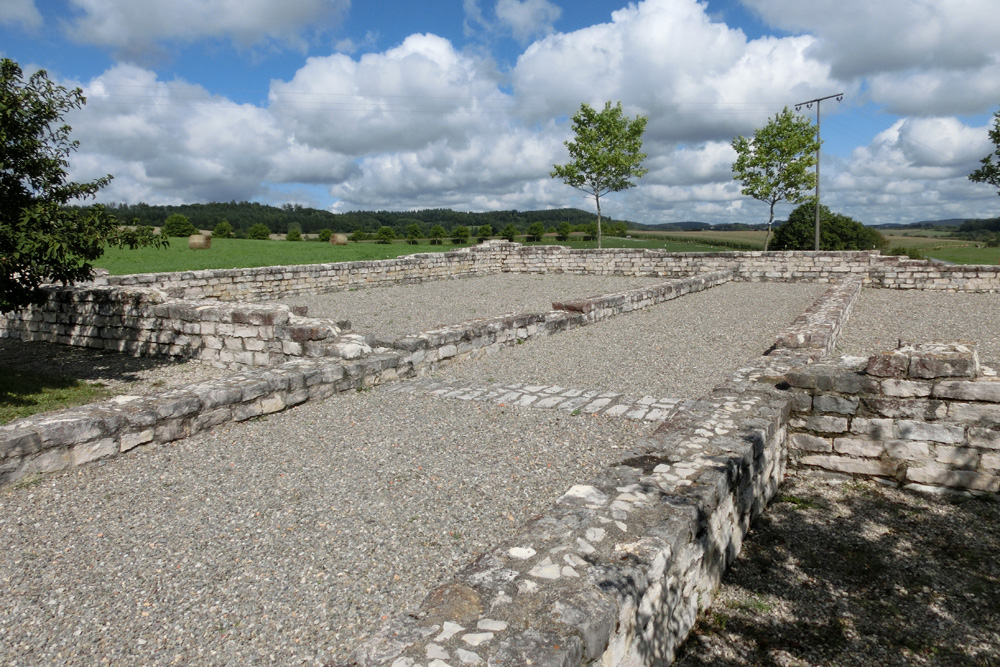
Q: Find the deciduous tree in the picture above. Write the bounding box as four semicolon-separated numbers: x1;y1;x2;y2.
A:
732;107;820;251
551;101;647;249
969;109;1000;195
0;58;165;313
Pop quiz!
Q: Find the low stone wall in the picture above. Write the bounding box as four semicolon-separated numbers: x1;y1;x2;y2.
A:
785;341;1000;495
770;277;861;357
385;270;734;370
0;285;361;369
0;354;406;486
0;273;732;487
352;373;792;666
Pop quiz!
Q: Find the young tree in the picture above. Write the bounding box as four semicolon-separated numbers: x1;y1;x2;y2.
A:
476;224;493;243
969;108;1000;195
428;224;446;245
405;223;423;245
500;223;518;242
551;101;648;249
556;221;572;241
0;58;166;313
731;107;820;251
247;223;271;240
451;225;469;244
526;222;545;242
375;226;395;244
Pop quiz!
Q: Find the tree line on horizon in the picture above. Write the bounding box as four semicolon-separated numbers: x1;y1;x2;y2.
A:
94;202;634;237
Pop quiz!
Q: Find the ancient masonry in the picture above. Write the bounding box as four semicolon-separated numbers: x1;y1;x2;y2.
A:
2;241;999;666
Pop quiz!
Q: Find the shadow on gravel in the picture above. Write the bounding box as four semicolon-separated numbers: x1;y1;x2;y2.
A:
675;475;1000;667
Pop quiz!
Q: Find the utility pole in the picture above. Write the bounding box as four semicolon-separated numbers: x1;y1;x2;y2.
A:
795;93;843;250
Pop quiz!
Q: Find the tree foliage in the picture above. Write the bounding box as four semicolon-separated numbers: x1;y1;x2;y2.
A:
551;101;647;248
732;107;820;251
0;58;166;313
212;220;234;239
162;213;197;237
246;223;271;240
969;109;1000;196
771;202;887;251
375;226;395;244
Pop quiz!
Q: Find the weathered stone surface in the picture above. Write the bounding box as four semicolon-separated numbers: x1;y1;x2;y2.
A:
813;393;859;415
895;420;964;444
833;437;884;457
933;379;1000;402
799;455;902;478
906;463;999;492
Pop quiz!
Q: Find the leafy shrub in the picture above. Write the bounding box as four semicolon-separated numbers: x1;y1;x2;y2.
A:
771;203;887;251
556;221;571;241
375;226;396;244
317;228;333;242
582;222;598;241
501;223;518;242
405;223;423;245
286;228;302;241
477;224;493;242
247;223;271;240
212;220;234;238
429;225;446;245
350;229;369;242
162;213;197;237
451;225;469;244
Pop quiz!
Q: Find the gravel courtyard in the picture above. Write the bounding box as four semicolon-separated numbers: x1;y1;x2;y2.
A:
2;276;999;666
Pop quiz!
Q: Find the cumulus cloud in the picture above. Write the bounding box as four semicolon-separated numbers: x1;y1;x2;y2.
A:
1;0;42;29
495;0;561;43
741;0;1000;117
269;34;511;156
513;0;837;143
64;0;350;58
823;117;996;224
742;0;1000;78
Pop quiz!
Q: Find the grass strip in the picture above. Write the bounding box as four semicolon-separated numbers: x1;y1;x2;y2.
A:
0;368;116;425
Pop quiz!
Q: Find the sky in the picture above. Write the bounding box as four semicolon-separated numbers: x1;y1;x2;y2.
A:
2;0;999;226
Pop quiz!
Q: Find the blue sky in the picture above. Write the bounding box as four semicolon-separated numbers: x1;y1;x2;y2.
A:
3;0;998;225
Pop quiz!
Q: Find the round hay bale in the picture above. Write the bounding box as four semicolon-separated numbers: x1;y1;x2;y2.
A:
330;233;348;245
188;234;211;249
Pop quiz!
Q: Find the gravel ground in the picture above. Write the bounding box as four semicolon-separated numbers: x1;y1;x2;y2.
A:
675;474;1000;667
0;338;229;396
436;281;827;398
281;273;668;339
836;288;1000;361
0;390;647;666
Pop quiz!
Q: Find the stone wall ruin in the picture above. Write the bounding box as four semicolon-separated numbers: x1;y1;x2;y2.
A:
2;242;999;666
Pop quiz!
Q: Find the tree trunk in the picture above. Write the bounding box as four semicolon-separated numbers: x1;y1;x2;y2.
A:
596;195;602;250
764;203;775;252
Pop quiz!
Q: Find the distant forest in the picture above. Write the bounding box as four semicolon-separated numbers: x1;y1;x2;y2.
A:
102;202;632;236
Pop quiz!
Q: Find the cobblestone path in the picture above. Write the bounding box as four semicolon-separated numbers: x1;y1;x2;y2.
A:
385;377;683;422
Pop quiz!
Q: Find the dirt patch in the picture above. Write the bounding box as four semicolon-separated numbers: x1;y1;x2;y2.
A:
676;474;1000;667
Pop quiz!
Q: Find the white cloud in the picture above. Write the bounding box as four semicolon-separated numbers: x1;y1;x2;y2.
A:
821;117;996;224
742;0;1000;78
64;0;350;58
269;34;511;155
513;0;837;143
495;0;561;43
1;0;42;29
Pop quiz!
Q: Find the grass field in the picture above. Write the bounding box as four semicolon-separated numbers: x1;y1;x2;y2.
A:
0;370;114;425
94;236;729;275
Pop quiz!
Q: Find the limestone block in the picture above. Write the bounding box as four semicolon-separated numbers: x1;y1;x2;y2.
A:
850;417;894;440
969;426;1000;450
906;463;999;492
933;380;1000;402
982;451;1000;470
833;437;884;457
71;438;117;466
935;445;980;469
813;394;859;415
949;402;1000;421
119;428;154;452
799;455;902;478
789;432;832;453
884;439;931;461
895;419;964;444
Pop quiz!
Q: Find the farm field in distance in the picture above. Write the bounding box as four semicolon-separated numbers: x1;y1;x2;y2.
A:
94;235;728;275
